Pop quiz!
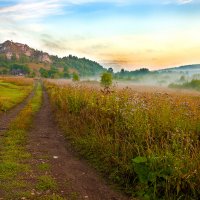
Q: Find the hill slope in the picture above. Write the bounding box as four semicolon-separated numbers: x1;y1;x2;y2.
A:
0;40;106;77
159;64;200;72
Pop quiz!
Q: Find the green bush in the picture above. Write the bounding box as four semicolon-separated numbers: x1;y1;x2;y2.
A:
72;73;80;81
100;72;113;88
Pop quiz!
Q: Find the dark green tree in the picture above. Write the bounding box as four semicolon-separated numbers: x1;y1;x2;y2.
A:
63;66;70;78
108;67;114;73
39;68;49;78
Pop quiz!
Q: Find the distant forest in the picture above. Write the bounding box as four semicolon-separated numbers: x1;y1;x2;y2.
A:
0;54;106;78
0;53;152;79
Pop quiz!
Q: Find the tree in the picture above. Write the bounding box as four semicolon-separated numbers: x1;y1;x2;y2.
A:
0;69;6;75
20;55;30;63
29;71;36;78
121;68;125;73
39;68;49;78
48;66;58;78
72;73;80;81
63;66;70;78
9;64;30;75
108;67;114;73
101;72;113;89
180;75;186;82
63;71;70;78
11;54;17;62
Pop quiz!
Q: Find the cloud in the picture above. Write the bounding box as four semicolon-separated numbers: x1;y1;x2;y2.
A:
0;0;123;21
0;0;197;22
178;0;193;4
0;0;64;20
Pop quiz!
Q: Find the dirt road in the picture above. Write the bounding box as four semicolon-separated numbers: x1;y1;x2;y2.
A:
26;87;130;200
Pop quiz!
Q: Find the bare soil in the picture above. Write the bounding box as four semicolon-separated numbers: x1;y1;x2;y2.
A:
26;87;130;200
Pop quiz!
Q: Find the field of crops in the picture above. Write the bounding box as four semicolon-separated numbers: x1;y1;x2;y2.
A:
45;81;200;199
0;77;33;113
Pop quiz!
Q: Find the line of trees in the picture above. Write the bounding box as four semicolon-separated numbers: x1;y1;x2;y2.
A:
0;63;30;76
114;68;150;80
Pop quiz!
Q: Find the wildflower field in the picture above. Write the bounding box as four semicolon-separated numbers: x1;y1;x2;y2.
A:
0;77;33;113
45;81;200;199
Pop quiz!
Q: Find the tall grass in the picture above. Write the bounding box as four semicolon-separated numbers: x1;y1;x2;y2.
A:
45;82;200;199
0;76;34;86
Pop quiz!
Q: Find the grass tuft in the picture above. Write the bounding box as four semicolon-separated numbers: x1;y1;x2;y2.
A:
38;163;51;171
36;175;58;191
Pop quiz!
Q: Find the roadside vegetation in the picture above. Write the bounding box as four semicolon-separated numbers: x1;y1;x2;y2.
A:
0;77;33;113
45;81;200;199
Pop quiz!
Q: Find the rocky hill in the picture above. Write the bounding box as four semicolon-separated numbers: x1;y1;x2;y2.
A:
0;40;52;63
0;40;106;77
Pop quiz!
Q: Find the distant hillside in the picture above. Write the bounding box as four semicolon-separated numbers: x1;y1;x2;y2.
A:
51;55;105;76
159;64;200;72
0;40;106;77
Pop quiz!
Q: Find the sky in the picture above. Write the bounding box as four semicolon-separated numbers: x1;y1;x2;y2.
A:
0;0;200;70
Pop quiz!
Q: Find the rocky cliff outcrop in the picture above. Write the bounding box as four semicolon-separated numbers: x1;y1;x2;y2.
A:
0;40;52;63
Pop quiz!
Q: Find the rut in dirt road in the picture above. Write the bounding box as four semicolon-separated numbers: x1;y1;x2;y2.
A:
0;87;35;134
27;87;130;200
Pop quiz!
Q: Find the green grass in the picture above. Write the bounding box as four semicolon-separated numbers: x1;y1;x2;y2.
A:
36;175;58;191
0;80;33;112
38;163;51;171
0;82;42;198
